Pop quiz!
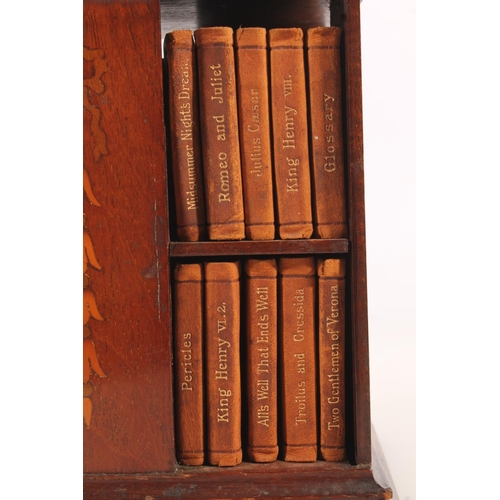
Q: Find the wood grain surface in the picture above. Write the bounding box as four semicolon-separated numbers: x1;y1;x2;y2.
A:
84;0;174;473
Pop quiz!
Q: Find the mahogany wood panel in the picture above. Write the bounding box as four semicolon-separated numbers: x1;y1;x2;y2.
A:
83;0;175;472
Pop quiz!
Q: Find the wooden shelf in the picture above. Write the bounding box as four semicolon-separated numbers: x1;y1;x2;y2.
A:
169;238;349;257
84;461;390;499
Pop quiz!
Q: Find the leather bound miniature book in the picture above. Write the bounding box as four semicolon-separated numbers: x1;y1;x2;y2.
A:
235;28;275;240
194;27;245;241
164;30;207;241
173;263;204;465
317;258;347;461
306;27;347;239
268;28;313;240
244;259;278;462
204;261;243;466
278;257;317;461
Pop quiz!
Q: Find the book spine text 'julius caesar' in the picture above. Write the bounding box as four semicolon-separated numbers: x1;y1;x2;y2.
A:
278;257;317;461
204;261;243;466
269;28;313;240
306;27;347;239
164;30;207;241
173;263;204;465
194;27;245;240
317;258;346;461
235;28;275;240
244;259;278;462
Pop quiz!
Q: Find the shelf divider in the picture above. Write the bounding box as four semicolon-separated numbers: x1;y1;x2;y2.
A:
169;238;349;258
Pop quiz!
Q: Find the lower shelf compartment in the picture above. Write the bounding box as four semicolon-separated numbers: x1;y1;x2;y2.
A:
84;460;392;499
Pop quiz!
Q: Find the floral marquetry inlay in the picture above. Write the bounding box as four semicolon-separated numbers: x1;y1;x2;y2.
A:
84;47;109;163
83;45;109;429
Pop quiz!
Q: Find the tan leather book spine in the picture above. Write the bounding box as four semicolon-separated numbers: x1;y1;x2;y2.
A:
244;259;278;462
317;258;347;461
204;261;243;466
235;28;275;240
173;263;204;465
194;27;245;241
164;30;207;241
268;28;313;240
306;28;347;239
278;257;317;461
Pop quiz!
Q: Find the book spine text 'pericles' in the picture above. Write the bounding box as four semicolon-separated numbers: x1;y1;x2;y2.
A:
173;263;204;465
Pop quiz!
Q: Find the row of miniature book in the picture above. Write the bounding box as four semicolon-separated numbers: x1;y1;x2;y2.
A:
173;257;346;466
164;26;346;242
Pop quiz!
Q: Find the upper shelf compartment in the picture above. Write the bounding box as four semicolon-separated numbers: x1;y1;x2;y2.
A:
160;0;335;39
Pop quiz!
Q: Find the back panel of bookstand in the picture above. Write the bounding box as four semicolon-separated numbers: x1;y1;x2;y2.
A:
84;0;383;497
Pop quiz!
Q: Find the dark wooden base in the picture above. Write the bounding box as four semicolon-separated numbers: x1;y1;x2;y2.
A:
84;459;391;499
84;427;393;499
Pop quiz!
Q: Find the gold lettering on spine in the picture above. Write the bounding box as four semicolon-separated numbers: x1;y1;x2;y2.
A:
292;288;308;425
176;59;201;212
326;284;341;429
247;89;263;176
83;46;108;428
210;63;224;104
218;151;231;202
294;381;307;425
282;75;296;149
253;286;270;427
283;104;297;149
281;77;301;192
216;303;232;423
293;288;305;341
286;157;299;193
322;93;337;173
180;332;194;391
208;63;234;203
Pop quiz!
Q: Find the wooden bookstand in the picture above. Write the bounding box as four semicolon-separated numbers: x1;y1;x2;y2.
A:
83;0;392;497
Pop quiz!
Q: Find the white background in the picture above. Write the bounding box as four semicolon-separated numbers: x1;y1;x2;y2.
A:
2;1;500;498
361;1;500;499
360;1;416;499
